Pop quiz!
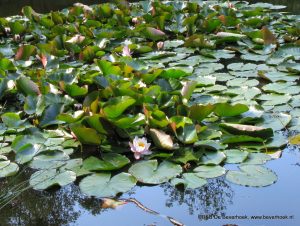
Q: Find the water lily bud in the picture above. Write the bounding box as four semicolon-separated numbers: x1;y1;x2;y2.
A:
157;41;164;50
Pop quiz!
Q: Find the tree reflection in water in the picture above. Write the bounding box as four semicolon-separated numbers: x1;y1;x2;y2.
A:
0;184;81;226
0;173;233;225
161;177;234;220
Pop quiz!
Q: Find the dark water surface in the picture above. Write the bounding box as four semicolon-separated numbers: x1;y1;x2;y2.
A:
0;1;299;226
0;0;299;16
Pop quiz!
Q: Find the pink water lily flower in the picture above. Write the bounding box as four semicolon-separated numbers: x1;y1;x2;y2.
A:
129;136;152;160
122;45;132;57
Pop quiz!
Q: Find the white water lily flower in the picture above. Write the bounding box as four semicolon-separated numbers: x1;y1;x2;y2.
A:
129;136;152;160
137;80;147;88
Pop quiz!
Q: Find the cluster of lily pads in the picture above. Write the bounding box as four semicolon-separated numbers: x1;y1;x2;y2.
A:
0;0;299;198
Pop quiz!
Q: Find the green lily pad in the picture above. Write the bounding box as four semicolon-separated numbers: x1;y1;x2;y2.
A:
70;125;102;145
257;113;291;131
226;165;277;187
30;169;76;190
103;96;136;119
128;160;182;185
16;76;40;96
170;173;207;189
194;140;227;151
221;135;264;144
199;151;226;165
83;153;130;171
243;153;272;165
193;165;226;178
79;172;137;197
214;103;249;117
219;123;273;140
0;161;19;178
224;149;249;164
170;148;200;164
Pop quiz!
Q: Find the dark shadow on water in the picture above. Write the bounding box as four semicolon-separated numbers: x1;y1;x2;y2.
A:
0;0;299;17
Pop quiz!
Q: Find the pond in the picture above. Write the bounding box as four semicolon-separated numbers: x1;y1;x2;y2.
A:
0;0;299;226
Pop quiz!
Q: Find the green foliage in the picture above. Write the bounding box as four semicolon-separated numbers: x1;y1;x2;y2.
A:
0;0;298;196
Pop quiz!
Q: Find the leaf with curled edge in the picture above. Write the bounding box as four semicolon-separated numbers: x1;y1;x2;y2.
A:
219;123;273;140
149;128;174;150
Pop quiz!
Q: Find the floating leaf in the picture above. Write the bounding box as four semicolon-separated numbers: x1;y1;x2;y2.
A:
257;113;291;131
226;165;277;187
189;104;215;122
194;140;227;151
214;103;249;117
170;148;200;164
128;160;182;184
97;60;122;76
221;135;264;144
79;172;136;197
224;149;249;164
219;123;273;140
70;125;102;145
30;169;76;190
243;152;272;165
83;154;130;171
149;128;174;150
171;173;207;189
193;165;226;178
16;76;40;96
103;96;136;119
0;162;19;178
199;151;226;165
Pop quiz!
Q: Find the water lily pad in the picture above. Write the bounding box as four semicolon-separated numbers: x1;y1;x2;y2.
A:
79;172;137;197
194;140;227;151
242;153;272;165
214;103;249;117
221;135;264;144
193;165;226;178
103;96;136;118
16;76;40;96
170;148;200;164
30;169;76;190
257;113;291;131
171;173;207;189
219;123;273;139
224;149;249;164
83;153;130;171
70;125;102;145
29;151;70;169
199;151;226;165
149;128;174;150
226;165;277;187
128;160;182;184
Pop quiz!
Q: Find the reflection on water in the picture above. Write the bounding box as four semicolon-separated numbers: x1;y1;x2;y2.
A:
162;178;234;218
1;146;299;226
0;0;299;17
